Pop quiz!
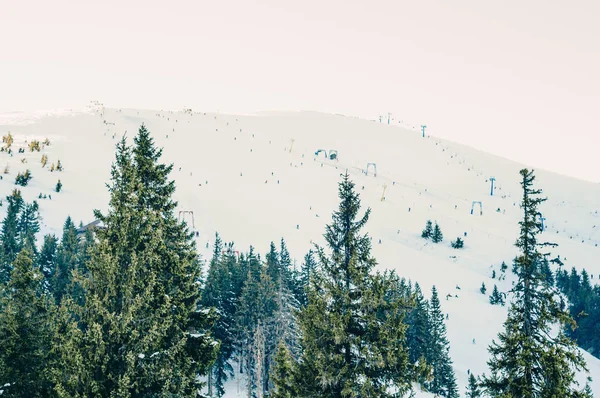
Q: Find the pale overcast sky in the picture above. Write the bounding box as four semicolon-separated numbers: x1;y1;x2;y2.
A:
1;0;599;182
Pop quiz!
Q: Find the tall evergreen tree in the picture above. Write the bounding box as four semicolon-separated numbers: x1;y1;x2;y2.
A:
425;286;459;397
38;234;58;293
203;239;238;397
270;341;297;398
298;249;316;307
54;133;218;396
465;373;481;398
406;283;431;366
17;201;40;255
481;169;591;397
266;241;281;288
294;173;413;397
0;190;24;283
52;216;79;303
237;266;277;396
0;248;55;396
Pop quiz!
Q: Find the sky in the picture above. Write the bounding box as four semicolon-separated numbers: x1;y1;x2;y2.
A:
1;0;599;182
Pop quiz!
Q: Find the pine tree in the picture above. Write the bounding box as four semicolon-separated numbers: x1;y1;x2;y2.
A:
0;248;56;396
38;234;58;292
268;274;300;390
298;249;316;307
432;222;443;243
481;169;592;397
266;241;281;288
425;286;459;397
203;238;238;397
489;285;504;306
52;216;80;303
54;133;218;396
17;201;40;256
270;341;297;398
253;321;266;398
237;266;277;396
0;190;23;283
422;220;433;239
294;173;413;397
55;179;62;193
480;282;487;295
406;283;430;364
465;373;481;398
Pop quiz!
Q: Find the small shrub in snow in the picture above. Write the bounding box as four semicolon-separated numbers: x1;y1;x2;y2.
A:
28;140;41;152
451;237;464;249
41;154;48;167
15;169;32;186
56;180;62;193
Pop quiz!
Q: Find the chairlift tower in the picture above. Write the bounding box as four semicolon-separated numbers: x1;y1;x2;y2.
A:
421;125;427;138
490;177;496;196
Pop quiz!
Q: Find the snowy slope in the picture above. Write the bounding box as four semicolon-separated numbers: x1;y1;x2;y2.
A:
1;106;599;396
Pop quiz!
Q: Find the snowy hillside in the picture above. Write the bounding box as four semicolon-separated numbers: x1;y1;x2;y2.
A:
1;106;599;396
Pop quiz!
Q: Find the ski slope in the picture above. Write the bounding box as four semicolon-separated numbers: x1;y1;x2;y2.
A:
1;106;599;396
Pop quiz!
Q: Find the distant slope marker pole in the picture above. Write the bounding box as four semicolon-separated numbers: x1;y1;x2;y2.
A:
490;177;496;196
381;183;387;201
421;125;427;138
387;112;391;124
471;201;483;215
178;210;195;229
289;138;295;153
365;162;377;177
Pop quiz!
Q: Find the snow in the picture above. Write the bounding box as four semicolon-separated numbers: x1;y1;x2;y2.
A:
1;107;599;396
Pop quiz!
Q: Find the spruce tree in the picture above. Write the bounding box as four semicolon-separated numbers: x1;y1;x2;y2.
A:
203;239;238;397
52;216;79;303
480;282;487;295
0;248;55;396
432;222;443;243
17;201;40;256
298;249;316;307
0;190;24;283
270;341;297;398
406;283;430;364
425;286;459;397
422;220;433;239
294;173;412;397
38;234;58;293
55;134;218;396
237;266;277;396
266;241;281;288
481;169;591;397
465;373;481;398
489;285;504;306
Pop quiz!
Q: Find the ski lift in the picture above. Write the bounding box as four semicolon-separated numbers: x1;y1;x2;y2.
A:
329;149;338;160
314;149;327;158
365;162;377;176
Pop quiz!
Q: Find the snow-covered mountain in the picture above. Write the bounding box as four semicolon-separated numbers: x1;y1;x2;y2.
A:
1;106;599;396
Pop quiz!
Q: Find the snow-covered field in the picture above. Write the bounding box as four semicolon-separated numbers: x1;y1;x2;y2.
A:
1;106;599;396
